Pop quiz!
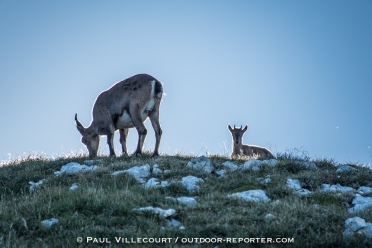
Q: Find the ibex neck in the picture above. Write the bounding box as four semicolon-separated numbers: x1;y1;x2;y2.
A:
232;144;242;154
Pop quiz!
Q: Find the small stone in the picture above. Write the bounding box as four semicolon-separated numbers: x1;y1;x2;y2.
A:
186;156;215;173
176;197;197;205
41;218;58;228
69;183;79;191
345;217;366;232
54;162;98;175
228;189;270;202
336;164;357;172
215;169;226;176
181;176;204;192
222;161;238;171
265;213;275;219
132;206;176;218
152;164;163;175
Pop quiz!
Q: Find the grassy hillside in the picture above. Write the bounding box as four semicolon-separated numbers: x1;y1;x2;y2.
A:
0;152;371;247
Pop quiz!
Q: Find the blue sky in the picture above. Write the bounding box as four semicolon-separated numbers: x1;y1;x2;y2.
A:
1;1;371;165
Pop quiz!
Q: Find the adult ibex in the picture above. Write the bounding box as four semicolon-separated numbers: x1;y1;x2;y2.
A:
75;74;163;157
228;124;274;159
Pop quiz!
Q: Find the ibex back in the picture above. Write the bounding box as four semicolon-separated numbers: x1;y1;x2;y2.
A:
75;74;163;157
228;124;274;159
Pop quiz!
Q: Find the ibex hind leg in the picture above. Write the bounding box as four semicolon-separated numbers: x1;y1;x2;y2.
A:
149;110;162;158
130;111;148;157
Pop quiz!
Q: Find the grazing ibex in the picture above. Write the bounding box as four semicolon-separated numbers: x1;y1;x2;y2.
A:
228;124;274;159
75;74;163;157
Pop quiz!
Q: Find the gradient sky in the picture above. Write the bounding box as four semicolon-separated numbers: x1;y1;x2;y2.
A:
1;1;371;165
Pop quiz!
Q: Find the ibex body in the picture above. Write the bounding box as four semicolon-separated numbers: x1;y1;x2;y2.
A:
228;124;274;159
75;74;163;157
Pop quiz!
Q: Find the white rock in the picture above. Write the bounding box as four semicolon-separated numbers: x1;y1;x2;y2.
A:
69;183;79;191
363;223;372;238
286;179;312;196
322;183;354;192
348;194;372;213
111;170;126;176
111;164;150;183
265;213;275;219
41;218;58;228
181;176;204;192
176;197;197;205
186;156;214;173
262;159;278;167
29;179;45;192
222;161;238;171
357;186;372;194
54;162;98;175
170;219;181;227
286;179;302;190
345;217;367;232
228;189;270;202
152;164;162;175
343;217;372;238
144;178;159;189
132;206;176;218
179;226;185;230
242;158;262;171
337;164;356;172
161;181;170;187
215;169;226;176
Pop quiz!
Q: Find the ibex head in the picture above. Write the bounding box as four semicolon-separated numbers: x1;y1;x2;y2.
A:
228;124;248;146
75;114;100;157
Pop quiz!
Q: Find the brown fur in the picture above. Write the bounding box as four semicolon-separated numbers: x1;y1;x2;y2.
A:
228;124;274;159
75;74;163;157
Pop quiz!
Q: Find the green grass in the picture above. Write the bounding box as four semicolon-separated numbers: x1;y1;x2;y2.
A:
0;152;371;247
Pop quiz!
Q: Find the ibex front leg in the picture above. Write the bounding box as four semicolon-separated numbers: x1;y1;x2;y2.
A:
106;127;116;157
149;110;162;157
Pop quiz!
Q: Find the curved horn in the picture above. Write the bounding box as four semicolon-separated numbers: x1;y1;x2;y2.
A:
75;113;85;135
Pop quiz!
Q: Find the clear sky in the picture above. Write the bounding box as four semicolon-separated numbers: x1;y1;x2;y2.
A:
1;1;371;165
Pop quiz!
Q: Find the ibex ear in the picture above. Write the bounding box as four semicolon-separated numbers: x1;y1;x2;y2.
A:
242;125;248;132
228;124;233;132
75;114;86;135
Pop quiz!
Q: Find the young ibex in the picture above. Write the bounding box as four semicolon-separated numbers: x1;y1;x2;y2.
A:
75;74;163;157
228;124;274;159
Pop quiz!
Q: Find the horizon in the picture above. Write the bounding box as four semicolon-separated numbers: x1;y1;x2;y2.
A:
1;1;371;166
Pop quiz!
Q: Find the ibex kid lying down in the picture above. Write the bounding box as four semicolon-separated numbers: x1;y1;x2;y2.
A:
228;124;274;159
75;74;163;157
